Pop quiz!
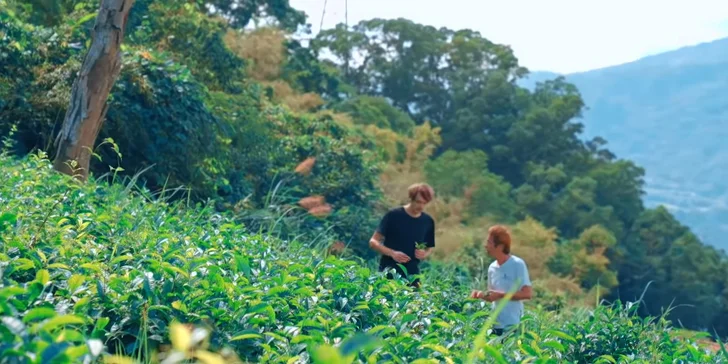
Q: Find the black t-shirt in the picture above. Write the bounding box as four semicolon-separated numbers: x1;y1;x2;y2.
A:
376;206;435;276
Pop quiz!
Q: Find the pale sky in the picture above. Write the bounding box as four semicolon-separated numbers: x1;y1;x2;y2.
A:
289;0;728;74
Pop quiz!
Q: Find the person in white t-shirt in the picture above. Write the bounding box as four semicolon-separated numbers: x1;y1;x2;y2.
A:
470;225;533;335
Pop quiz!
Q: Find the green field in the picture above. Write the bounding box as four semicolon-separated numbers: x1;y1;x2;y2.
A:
2;153;726;363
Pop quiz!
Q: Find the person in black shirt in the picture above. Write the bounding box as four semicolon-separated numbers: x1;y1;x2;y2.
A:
369;183;436;288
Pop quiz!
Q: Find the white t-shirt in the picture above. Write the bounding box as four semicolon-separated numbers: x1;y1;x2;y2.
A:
487;255;531;329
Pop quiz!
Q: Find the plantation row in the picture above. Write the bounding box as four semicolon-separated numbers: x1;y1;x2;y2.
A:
1;154;726;363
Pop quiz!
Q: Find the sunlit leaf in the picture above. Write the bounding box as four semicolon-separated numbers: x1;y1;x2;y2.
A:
23;307;56;323
34;314;86;333
195;350;225;364
170;322;192;352
230;333;263;341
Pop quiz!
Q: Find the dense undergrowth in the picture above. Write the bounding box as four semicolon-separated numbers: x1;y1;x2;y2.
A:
1;153;727;363
3;0;728;337
3;0;728;359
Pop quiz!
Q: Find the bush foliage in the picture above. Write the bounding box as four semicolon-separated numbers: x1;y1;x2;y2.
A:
1;153;726;363
2;0;728;358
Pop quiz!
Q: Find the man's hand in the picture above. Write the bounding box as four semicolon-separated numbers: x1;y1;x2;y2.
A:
415;248;431;260
390;251;411;263
484;290;505;302
470;290;485;300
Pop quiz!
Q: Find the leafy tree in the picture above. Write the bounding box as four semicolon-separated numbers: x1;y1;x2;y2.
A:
282;39;349;100
587;159;645;228
466;175;518;221
610;206;728;335
312;19;525;126
509;217;559;279
128;1;246;93
333;95;416;134
204;0;306;30
612;206;688;312
3;0;93;26
95;49;223;197
424;149;517;220
425;150;489;197
547;225;618;296
662;233;726;329
0;7;85;155
0;10;43;137
572;225;619;291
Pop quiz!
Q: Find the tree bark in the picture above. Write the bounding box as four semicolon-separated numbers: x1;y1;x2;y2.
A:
53;0;134;181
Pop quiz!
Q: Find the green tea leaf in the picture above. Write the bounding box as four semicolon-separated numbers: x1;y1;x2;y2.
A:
308;344;353;364
111;255;134;265
339;333;380;356
0;212;17;231
79;263;104;274
23;307;57;323
230;333;263;341
544;330;577;343
0;286;26;299
34;314;86;333
35;269;50;285
367;325;396;337
541;340;565;352
596;355;617;364
47;263;71;270
41;342;71;363
13;258;35;271
421;343;450;355
68;274;85;293
410;360;438;364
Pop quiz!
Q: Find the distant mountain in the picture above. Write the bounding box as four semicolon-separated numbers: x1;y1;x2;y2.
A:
519;37;728;251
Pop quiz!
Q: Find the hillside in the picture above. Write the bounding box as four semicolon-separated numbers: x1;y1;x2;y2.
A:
519;37;728;251
0;151;724;363
2;0;728;358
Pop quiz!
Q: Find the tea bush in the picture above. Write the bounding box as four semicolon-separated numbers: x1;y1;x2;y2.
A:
5;0;728;338
1;153;726;363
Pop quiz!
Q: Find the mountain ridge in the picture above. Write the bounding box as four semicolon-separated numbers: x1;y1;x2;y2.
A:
524;36;728;79
519;36;728;251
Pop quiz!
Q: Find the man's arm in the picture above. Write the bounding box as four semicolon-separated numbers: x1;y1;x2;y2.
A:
415;217;436;260
370;231;411;264
517;259;532;300
426;217;435;248
509;285;533;301
369;231;395;257
476;285;532;302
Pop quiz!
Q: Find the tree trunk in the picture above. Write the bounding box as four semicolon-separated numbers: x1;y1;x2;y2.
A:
52;0;134;181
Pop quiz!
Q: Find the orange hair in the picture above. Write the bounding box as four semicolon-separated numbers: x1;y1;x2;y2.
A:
488;225;511;254
408;183;434;203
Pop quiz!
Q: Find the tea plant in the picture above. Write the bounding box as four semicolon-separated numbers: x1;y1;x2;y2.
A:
0;152;726;363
